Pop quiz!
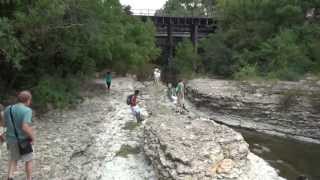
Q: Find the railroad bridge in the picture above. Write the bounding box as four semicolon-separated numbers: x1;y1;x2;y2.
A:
132;9;218;63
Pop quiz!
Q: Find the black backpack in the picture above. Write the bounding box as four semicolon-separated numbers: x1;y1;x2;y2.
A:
126;95;133;105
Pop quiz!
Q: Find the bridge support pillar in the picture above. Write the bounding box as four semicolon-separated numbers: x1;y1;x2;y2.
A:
191;24;198;52
167;23;173;65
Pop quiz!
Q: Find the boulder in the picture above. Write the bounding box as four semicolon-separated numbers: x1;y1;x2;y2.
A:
144;115;284;180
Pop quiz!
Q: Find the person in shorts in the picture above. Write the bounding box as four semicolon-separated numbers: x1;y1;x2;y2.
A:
2;91;35;180
130;90;142;123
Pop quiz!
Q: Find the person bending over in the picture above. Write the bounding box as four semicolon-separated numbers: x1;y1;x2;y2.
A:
130;90;142;123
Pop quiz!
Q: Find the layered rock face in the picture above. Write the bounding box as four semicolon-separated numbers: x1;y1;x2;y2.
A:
186;79;320;142
144;115;283;180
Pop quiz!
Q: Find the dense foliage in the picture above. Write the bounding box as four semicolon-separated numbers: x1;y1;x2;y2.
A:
156;0;216;17
162;0;320;80
201;0;320;80
0;0;159;108
172;40;201;78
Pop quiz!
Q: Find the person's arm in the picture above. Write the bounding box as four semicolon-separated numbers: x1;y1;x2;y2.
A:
0;111;5;143
22;123;35;143
21;110;35;143
0;111;4;127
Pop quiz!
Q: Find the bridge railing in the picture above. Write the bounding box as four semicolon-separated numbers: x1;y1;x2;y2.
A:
131;9;217;18
131;9;158;16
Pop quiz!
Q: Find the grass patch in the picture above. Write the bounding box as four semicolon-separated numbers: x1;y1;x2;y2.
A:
122;121;140;131
115;145;141;158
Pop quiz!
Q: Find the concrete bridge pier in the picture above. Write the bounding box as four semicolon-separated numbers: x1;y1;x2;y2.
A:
191;24;198;53
167;22;173;65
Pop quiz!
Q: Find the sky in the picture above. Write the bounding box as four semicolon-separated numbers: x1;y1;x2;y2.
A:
119;0;167;10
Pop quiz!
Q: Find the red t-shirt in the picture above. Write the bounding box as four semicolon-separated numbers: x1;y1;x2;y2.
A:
131;95;137;107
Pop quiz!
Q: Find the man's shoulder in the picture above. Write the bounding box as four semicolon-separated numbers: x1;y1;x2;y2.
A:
15;104;32;114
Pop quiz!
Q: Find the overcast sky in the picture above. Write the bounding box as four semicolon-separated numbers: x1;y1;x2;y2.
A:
120;0;167;10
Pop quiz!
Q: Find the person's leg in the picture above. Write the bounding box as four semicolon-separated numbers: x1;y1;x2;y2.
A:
107;82;111;91
26;160;33;180
133;106;142;123
7;160;17;179
176;96;181;112
136;112;141;123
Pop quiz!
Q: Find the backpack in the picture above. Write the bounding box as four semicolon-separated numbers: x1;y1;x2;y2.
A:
126;95;133;105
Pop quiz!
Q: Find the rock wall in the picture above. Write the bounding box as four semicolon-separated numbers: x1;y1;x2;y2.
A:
186;78;320;143
144;114;284;180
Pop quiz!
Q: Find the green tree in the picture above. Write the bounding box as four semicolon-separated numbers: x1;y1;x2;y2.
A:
0;0;160;108
199;0;320;80
172;39;200;78
159;0;216;17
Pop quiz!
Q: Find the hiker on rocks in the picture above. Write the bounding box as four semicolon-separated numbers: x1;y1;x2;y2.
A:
129;90;142;123
1;91;35;180
105;71;112;92
153;68;161;86
167;83;177;103
176;79;185;112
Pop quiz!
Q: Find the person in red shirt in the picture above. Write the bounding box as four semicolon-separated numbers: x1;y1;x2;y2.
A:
130;90;142;123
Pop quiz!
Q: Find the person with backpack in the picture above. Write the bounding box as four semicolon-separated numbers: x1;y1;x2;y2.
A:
1;91;35;180
127;90;142;123
105;71;112;92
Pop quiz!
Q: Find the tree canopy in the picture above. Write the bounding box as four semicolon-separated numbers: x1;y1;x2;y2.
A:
0;0;160;108
160;0;320;80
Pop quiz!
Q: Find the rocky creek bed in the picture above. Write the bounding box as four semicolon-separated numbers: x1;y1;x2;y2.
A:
186;78;320;143
0;78;156;180
1;77;284;180
186;78;320;180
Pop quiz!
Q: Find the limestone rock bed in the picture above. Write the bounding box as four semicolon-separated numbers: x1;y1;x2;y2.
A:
1;78;285;180
0;78;156;180
186;78;320;143
143;84;284;180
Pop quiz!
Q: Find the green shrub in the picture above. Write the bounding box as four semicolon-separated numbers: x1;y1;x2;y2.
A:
32;77;81;109
233;64;260;80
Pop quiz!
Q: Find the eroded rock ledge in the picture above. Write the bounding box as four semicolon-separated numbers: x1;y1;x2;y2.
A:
186;78;320;143
144;114;283;180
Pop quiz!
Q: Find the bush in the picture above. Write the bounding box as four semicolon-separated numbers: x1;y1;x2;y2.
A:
32;77;81;110
233;64;260;80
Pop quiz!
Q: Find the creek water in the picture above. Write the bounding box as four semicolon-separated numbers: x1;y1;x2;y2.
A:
236;129;320;180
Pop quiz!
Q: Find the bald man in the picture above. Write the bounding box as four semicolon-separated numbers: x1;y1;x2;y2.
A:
2;91;34;180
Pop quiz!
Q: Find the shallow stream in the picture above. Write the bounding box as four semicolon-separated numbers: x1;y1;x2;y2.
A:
237;129;320;180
